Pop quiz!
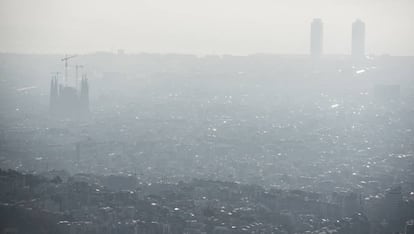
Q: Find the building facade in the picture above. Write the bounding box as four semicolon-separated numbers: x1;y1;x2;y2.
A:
352;19;366;58
310;18;323;57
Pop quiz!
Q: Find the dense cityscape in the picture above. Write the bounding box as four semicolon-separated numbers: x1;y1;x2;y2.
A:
0;13;414;234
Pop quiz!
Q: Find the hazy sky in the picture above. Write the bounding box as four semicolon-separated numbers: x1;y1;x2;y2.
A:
1;0;413;55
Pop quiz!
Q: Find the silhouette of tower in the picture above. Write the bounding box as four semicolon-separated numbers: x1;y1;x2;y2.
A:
352;19;365;58
50;76;59;114
310;18;323;57
80;74;89;114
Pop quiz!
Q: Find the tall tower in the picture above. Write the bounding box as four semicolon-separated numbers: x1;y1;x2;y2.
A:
352;19;365;58
50;76;58;113
80;75;89;114
310;18;323;57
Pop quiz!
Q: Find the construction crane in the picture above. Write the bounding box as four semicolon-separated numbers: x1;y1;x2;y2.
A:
61;54;77;86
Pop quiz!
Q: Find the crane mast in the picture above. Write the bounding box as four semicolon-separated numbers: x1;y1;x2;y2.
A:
61;54;77;86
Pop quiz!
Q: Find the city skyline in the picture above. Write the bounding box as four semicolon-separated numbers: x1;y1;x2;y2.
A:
0;19;392;58
1;0;414;56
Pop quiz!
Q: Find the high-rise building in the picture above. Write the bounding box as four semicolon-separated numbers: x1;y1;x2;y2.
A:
310;18;323;57
352;19;366;58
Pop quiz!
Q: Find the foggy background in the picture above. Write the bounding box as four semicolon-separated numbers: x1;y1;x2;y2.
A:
1;0;414;233
1;0;414;55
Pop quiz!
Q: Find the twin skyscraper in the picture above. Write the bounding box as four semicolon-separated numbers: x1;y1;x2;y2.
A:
310;19;366;58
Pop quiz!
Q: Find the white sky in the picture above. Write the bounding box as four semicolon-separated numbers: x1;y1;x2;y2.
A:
1;0;413;55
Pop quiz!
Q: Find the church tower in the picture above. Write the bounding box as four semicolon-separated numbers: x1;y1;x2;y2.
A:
80;74;89;114
49;76;58;114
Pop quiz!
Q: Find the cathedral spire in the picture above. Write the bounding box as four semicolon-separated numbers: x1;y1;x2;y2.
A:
80;74;89;114
50;76;58;114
